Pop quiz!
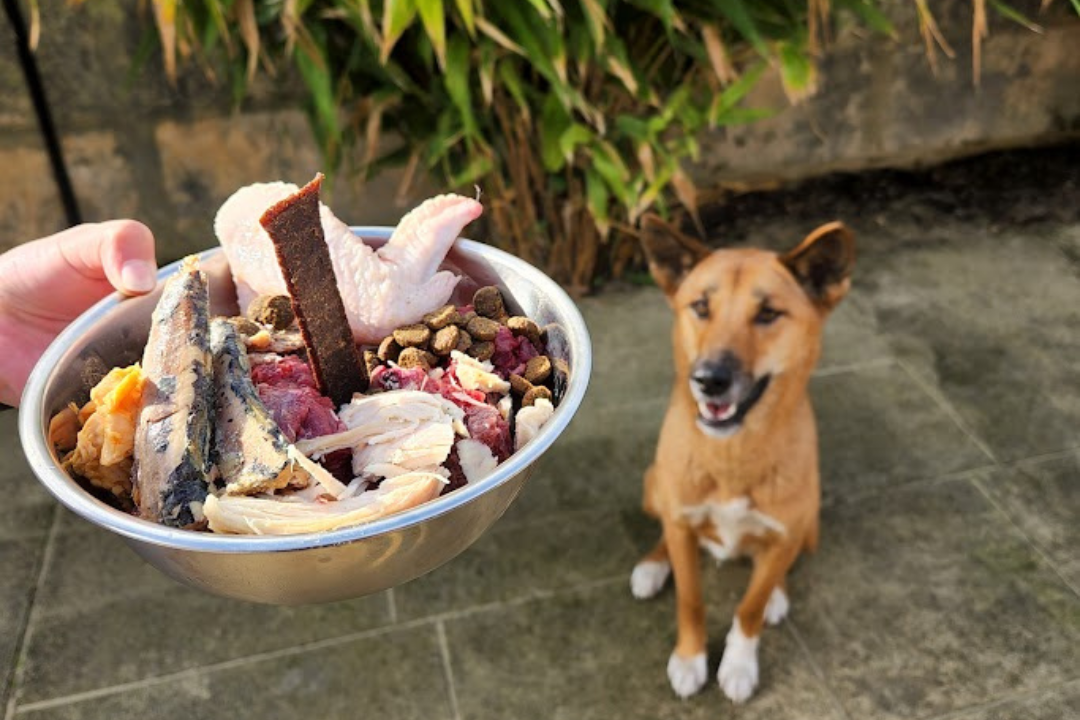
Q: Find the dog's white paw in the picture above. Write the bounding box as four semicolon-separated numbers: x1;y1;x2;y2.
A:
630;560;671;599
667;651;708;699
764;587;789;626
717;620;759;704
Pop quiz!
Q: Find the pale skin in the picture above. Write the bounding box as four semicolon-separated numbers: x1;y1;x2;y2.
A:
0;221;158;406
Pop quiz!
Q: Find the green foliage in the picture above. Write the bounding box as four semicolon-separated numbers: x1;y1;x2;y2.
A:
128;0;1069;287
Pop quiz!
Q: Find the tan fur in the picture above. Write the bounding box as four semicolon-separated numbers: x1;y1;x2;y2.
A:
638;216;854;692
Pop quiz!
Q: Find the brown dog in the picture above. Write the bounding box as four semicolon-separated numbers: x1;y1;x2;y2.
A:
631;215;855;703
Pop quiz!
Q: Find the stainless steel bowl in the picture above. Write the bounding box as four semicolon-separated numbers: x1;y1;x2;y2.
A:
19;228;591;605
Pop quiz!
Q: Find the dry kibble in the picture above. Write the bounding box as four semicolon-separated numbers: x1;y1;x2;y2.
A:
378;336;402;362
397;347;434;370
455;330;473;353
466;316;500;341
231;317;261;337
507;316;542;347
468;341;495;361
246;295;295;330
524;355;552;385
393;324;431;348
431;325;461;356
509;374;533;396
522;385;553;407
363;350;382;376
552;357;570;404
458;310;477;326
423;304;461;330
473;286;506;319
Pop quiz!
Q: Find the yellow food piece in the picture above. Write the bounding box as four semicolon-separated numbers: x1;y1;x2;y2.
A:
68;365;145;496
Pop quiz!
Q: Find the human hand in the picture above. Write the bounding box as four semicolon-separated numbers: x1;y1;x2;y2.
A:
0;221;157;406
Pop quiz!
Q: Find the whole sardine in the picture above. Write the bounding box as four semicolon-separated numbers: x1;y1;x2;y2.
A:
133;257;213;528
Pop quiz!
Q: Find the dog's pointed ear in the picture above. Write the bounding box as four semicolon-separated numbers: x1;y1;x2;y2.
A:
639;213;712;297
781;222;856;311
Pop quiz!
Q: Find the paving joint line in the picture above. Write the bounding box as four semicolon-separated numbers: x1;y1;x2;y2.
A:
13;575;628;714
783;620;853;720
969;475;1080;600
896;359;999;464
435;621;462;720
386;587;398;624
4;505;61;720
811;356;895;378
914;675;1080;720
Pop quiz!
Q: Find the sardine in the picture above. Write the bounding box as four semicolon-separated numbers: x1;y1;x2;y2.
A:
210;318;304;496
133;257;213;528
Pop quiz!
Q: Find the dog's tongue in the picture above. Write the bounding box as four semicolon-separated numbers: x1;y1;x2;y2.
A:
706;402;737;422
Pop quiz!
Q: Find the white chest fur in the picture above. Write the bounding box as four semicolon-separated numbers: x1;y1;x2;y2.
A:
682;497;786;562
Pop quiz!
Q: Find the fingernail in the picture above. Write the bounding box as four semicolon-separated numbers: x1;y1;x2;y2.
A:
120;259;157;294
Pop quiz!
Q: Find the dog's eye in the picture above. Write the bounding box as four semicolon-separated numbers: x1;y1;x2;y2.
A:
755;305;783;325
689;296;710;319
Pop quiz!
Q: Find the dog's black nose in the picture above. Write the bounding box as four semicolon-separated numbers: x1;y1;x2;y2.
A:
692;356;739;396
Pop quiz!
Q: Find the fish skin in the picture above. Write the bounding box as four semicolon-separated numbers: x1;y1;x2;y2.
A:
210;318;301;496
215;185;483;344
133;257;213;528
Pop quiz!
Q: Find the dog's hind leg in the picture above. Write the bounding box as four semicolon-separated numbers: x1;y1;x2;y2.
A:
717;540;802;703
630;537;671;599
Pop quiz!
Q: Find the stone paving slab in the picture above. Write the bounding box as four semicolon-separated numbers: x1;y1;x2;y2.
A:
0;410;56;541
13;624;454;720
786;478;1080;720
946;680;1080;720
976;452;1080;593
0;535;47;714
445;580;845;720
14;527;391;705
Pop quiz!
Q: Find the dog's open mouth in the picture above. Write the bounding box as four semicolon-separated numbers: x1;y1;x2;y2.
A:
696;375;771;433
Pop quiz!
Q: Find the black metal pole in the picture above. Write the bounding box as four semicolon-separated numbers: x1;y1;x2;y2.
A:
4;0;82;227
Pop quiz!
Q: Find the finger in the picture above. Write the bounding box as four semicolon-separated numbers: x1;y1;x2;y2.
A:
58;220;158;296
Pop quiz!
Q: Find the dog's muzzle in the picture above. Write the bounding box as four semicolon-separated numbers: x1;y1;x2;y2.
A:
690;355;771;438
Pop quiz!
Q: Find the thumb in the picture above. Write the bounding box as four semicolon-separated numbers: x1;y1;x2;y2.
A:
60;220;159;296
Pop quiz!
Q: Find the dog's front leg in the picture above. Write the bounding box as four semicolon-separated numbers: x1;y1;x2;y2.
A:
663;519;708;698
718;540;801;703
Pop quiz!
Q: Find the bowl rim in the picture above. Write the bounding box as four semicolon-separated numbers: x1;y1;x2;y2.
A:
18;227;591;554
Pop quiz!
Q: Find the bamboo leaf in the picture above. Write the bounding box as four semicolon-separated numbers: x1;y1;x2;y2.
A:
708;59;766;124
777;41;817;103
559;124;594;163
474;16;527;56
580;0;608;47
701;23;737;85
417;0;447;69
988;0;1044;33
380;0;418;63
713;0;769;58
624;0;676;31
585;167;611;239
454;0;476;36
497;61;532;123
295;40;341;168
604;36;639;96
445;34;478;136
478;43;496;107
833;0;897;38
539;94;571;171
151;0;178;84
450;153;494;187
524;0;554;21
236;0;260;83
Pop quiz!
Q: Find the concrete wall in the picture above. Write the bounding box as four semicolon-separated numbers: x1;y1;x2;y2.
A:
1;1;1078;260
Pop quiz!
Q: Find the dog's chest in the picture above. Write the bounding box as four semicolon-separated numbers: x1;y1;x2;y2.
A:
682;497;786;561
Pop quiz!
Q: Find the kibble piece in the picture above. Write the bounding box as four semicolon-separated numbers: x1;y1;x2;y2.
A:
507;316;542;347
397;347;432;370
524;355;552;385
509;374;533;396
246;295;296;330
393;324;431;348
457;310;477;326
378;336;402;362
522;385;553;407
466;316;500;341
363;350;382;376
455;330;473;353
423;304;461;330
231;317;262;337
473;286;506;319
431;325;461;356
468;341;495;362
551;357;569;405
